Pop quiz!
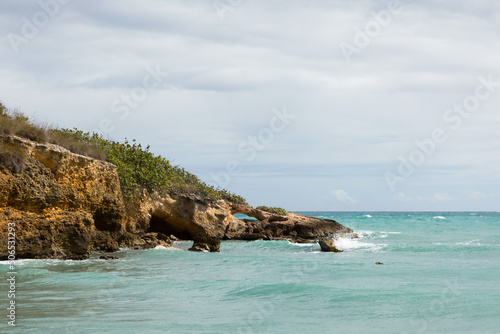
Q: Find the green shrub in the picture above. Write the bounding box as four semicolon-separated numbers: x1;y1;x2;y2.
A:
48;129;106;161
0;104;105;160
54;128;248;204
0;101;248;205
256;206;288;216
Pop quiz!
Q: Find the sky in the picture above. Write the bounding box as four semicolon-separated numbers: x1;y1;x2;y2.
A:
1;0;499;211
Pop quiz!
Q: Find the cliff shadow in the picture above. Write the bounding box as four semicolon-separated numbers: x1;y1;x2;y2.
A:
147;214;193;240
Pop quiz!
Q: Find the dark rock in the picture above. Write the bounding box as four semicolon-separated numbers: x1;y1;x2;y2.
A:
118;232;147;249
318;239;343;252
92;231;120;252
141;232;172;248
291;237;313;244
99;255;118;260
188;235;220;252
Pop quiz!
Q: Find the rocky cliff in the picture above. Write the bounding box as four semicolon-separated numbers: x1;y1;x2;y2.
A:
0;135;125;259
0;135;353;259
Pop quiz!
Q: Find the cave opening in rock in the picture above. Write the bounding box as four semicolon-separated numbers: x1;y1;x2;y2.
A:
147;215;193;240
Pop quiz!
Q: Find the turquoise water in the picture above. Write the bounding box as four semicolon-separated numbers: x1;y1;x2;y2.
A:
2;212;500;333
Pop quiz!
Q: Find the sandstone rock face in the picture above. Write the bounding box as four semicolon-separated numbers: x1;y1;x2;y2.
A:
0;135;125;259
130;193;236;240
129;195;353;250
0;135;355;258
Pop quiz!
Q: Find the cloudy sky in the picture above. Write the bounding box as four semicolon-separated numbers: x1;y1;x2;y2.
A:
1;0;499;211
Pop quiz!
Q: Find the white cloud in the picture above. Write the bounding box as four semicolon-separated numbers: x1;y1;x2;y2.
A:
0;0;499;210
330;189;356;204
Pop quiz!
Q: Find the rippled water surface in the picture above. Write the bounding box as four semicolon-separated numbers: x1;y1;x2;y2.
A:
1;212;499;333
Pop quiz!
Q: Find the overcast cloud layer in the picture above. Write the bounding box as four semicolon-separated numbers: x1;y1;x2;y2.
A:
1;0;499;211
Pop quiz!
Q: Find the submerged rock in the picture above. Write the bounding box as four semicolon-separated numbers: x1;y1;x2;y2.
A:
318;239;343;252
99;255;118;260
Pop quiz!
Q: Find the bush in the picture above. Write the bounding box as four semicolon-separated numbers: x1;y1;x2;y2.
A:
0;108;48;143
0;101;248;205
48;129;106;161
55;128;248;204
0;104;106;160
0;102;6;116
256;206;288;216
0;141;27;173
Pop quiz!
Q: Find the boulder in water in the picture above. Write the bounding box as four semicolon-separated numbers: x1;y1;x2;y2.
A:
318;239;343;252
188;235;221;252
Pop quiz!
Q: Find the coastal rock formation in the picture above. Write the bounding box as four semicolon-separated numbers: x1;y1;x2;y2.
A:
0;134;354;259
130;195;353;246
318;239;343;252
0;135;125;259
131;192;235;241
188;235;221;252
225;204;353;241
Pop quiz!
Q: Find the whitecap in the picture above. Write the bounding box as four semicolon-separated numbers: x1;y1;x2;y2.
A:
364;215;372;218
456;239;481;246
356;230;375;238
333;237;384;252
434;216;446;219
287;241;316;247
356;230;401;239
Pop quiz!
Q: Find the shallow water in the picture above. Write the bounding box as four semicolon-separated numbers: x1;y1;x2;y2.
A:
1;212;499;333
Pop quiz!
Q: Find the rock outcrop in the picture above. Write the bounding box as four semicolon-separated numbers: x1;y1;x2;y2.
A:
0;135;125;259
129;194;353;246
318;239;343;252
225;204;353;240
0;135;354;259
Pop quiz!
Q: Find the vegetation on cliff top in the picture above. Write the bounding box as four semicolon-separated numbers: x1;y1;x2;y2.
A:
256;206;288;216
0;102;247;205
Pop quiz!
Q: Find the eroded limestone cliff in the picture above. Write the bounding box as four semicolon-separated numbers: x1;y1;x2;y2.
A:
0;135;353;259
0;135;125;259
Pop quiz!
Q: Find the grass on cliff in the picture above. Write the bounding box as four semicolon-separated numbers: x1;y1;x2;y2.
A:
256;206;288;216
0;141;26;173
0;102;247;205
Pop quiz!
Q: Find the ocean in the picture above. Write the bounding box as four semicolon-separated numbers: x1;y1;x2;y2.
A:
2;212;500;333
